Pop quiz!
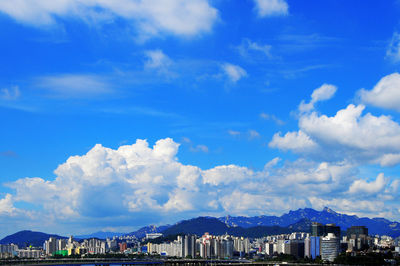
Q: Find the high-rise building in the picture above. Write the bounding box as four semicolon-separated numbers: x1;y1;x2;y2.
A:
325;224;341;238
310;236;321;259
45;237;57;255
304;237;311;258
321;233;339;262
311;222;324;237
311;222;340;238
57;239;66;251
346;226;368;238
265;242;274;256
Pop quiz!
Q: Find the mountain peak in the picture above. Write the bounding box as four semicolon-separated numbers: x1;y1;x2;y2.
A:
322;207;336;214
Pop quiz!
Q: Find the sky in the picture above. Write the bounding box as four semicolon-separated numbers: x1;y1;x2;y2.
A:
1;0;400;238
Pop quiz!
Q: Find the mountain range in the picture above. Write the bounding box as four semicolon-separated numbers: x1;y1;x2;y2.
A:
217;207;400;237
2;207;399;247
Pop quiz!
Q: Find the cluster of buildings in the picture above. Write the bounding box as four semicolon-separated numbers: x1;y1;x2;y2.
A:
147;223;400;262
1;223;400;262
0;235;141;258
147;233;235;258
44;236;110;256
256;223;395;262
43;235;145;256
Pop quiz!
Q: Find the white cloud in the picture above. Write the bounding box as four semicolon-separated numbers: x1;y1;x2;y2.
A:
308;197;386;217
144;49;176;78
0;86;20;100
0;0;218;38
36;74;112;98
348;173;387;195
222;63;247;83
253;0;289;17
271;102;400;166
299;84;337;112
386;32;400;62
202;165;253;186
0;194;16;216
379;153;400;167
163;189;195;212
269;130;318;153
264;157;281;169
144;49;172;70
359;73;400;112
3;137;400;234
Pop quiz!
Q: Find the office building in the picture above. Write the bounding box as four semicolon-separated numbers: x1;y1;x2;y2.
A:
311;222;340;238
347;226;368;238
321;233;339;262
45;237;57;255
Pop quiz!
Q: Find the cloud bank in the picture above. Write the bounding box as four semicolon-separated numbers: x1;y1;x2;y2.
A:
1;135;399;235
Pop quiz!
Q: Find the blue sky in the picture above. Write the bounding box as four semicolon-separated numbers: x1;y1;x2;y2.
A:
1;0;400;237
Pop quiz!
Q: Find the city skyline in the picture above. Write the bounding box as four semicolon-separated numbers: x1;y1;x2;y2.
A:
1;222;395;263
1;0;400;238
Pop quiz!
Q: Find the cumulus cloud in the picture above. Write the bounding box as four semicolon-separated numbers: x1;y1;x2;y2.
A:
299;84;337;112
222;63;247;83
308;197;386;217
0;194;16;216
0;0;218;38
359;73;400;112
0;86;20;100
202;165;254;186
271;103;400;166
348;173;387;195
269;130;318;153
253;0;289;17
3;138;400;234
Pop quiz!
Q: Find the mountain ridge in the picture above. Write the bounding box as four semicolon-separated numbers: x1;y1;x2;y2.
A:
218;207;400;237
2;207;400;246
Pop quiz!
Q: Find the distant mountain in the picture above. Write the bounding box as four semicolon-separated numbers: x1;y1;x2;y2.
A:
3;208;399;246
162;217;229;236
0;230;67;247
128;224;171;239
75;231;125;239
161;217;298;238
219;207;400;237
287;218;313;233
